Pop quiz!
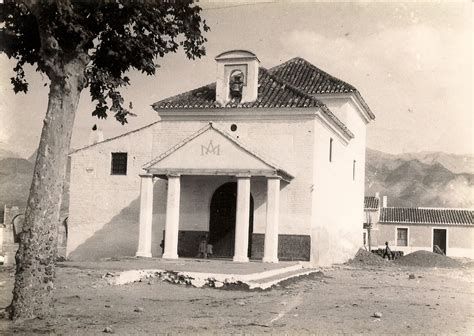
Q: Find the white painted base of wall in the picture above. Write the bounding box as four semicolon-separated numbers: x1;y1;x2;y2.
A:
446;248;474;259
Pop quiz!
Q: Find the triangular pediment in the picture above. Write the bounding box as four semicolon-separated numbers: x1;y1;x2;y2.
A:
144;123;293;180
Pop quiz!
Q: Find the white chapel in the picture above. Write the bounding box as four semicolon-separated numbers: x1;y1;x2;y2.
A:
68;50;375;266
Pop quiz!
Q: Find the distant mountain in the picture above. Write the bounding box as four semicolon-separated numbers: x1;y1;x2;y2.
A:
398;151;474;175
0;156;69;215
0;157;34;207
0;148;472;214
366;148;474;208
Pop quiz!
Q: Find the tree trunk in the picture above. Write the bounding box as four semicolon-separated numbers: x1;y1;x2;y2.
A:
8;60;85;320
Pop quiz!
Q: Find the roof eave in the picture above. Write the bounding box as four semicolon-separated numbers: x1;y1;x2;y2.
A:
380;220;473;226
353;91;376;121
314;92;375;124
69;121;159;156
315;108;353;145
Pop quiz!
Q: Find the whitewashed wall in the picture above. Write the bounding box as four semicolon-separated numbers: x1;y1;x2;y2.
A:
68;101;370;263
375;223;474;259
68;125;154;260
311;99;367;266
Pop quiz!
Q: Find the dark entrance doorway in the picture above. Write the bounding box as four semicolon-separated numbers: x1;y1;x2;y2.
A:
433;229;447;254
209;182;254;258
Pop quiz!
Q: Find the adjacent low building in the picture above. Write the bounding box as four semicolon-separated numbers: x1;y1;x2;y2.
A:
364;195;474;258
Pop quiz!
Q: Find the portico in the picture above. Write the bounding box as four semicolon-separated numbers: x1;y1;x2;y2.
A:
135;122;292;263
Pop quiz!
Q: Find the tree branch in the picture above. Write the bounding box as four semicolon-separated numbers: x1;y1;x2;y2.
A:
22;0;62;79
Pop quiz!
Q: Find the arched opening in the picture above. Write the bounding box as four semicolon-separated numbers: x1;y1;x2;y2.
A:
11;214;24;244
60;217;68;246
209;182;254;258
229;70;244;101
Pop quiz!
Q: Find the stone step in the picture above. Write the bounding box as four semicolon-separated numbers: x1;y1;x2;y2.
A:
248;268;320;290
238;263;304;281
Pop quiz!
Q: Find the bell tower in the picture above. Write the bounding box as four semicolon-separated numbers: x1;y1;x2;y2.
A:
215;50;260;105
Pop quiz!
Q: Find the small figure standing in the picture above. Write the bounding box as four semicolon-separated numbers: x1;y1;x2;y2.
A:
206;243;213;258
160;239;165;254
197;235;208;258
383;241;392;260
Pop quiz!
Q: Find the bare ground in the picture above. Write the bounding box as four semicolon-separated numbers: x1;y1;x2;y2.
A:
0;262;473;335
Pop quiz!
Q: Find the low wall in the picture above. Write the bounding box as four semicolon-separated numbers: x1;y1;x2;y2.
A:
251;233;310;261
161;231;311;261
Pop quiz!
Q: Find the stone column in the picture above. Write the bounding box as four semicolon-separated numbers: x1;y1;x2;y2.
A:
162;174;181;259
263;176;280;263
136;174;154;258
233;175;251;262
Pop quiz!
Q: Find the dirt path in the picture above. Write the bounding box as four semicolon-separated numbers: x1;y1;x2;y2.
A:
1;264;473;335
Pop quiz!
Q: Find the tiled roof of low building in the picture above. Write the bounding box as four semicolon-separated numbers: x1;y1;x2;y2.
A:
152;67;354;138
269;57;375;119
364;196;379;210
380;207;474;226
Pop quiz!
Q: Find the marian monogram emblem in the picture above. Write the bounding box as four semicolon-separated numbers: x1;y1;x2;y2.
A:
201;140;220;156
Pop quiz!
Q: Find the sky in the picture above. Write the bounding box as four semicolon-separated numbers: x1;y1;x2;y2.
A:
0;1;472;158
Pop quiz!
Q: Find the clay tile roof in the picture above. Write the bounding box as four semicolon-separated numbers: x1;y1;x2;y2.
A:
364;196;379;210
152;68;354;138
269;57;375;120
152;67;325;110
380;207;474;226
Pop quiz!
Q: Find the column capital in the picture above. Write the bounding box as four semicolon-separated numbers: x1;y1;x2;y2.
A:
266;175;282;180
139;173;154;179
235;174;251;179
167;173;181;178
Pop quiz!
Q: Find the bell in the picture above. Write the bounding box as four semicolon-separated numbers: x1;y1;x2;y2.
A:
230;82;242;92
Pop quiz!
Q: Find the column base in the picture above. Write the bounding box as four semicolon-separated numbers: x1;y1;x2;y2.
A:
262;257;279;263
136;252;152;258
162;253;179;260
233;256;249;263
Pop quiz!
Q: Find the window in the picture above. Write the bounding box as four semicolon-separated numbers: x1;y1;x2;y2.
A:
329;138;333;162
397;228;408;246
353;160;356;181
111;152;128;175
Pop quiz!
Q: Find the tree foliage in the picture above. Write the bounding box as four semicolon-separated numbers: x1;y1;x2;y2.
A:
0;0;209;123
0;0;208;321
